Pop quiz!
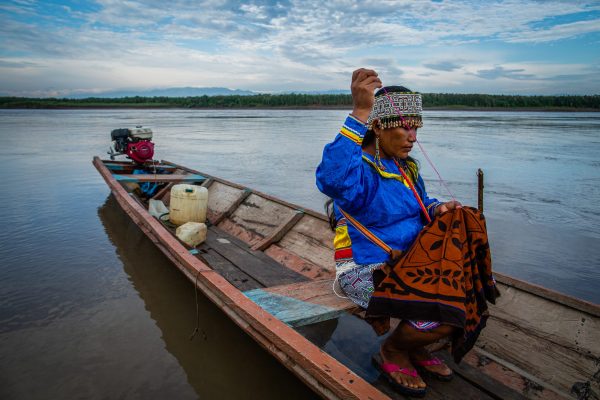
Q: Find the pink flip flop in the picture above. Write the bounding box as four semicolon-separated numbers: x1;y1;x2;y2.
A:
413;357;454;381
372;353;426;397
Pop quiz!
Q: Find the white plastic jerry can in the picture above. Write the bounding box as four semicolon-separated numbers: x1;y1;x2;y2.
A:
176;222;208;247
169;184;208;226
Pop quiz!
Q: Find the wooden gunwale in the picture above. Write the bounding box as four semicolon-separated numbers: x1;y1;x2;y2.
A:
492;272;599;318
93;157;387;400
161;160;599;318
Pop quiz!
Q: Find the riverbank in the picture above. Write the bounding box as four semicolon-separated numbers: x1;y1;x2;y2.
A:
1;105;599;112
2;93;598;111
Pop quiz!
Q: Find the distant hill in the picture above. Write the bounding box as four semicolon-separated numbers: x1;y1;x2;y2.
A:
67;87;256;99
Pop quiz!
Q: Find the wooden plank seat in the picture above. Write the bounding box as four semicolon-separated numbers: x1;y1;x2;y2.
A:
244;279;357;327
113;173;205;182
192;226;354;327
154;211;349;327
196;226;308;289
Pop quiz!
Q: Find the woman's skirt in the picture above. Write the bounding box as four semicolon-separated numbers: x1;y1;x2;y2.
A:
338;261;441;331
366;207;500;362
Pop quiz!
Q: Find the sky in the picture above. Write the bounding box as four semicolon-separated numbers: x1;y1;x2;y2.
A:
1;0;600;97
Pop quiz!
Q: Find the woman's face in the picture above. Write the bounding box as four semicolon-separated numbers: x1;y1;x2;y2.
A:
375;125;417;159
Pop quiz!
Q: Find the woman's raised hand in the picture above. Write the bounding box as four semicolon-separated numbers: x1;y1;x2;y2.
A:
351;68;382;123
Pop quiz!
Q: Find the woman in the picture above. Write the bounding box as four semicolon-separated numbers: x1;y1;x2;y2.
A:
316;68;462;396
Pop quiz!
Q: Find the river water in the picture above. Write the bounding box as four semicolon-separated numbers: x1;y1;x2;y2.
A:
0;109;598;399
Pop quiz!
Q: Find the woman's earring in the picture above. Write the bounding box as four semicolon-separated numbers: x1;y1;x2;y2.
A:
375;136;384;170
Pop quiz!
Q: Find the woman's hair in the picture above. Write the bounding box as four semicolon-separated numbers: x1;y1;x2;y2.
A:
362;129;376;148
325;198;336;231
375;85;412;97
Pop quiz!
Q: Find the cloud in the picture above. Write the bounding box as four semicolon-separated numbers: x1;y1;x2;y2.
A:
360;58;404;78
424;61;463;72
1;0;599;95
473;66;536;80
503;18;600;43
4;1;599;58
0;59;39;68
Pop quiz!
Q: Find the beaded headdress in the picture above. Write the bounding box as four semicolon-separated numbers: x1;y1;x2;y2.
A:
367;86;423;130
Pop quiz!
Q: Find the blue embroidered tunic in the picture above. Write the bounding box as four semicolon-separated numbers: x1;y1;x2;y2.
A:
316;115;440;265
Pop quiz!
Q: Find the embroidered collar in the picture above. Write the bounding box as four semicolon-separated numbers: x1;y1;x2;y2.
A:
361;153;417;184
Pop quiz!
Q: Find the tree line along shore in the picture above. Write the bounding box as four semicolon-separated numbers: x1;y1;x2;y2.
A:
1;93;599;110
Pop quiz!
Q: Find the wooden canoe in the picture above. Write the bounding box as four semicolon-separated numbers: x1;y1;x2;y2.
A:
93;157;600;400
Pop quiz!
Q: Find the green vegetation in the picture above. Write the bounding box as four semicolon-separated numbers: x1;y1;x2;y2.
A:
423;93;600;109
1;93;599;109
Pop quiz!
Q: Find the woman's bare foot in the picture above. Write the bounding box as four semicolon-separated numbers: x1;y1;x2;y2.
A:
380;344;426;389
410;347;453;378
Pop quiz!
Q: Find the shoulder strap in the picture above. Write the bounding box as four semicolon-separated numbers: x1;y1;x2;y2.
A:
337;207;392;255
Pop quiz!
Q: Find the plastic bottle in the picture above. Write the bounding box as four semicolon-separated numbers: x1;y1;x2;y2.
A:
176;222;207;247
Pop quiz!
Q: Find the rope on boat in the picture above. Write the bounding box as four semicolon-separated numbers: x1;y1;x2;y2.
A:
158;213;177;228
189;268;202;341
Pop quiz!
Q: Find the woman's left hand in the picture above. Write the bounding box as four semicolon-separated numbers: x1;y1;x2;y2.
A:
434;200;462;216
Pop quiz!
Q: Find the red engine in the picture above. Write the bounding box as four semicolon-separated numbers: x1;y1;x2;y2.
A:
108;127;155;163
126;141;154;163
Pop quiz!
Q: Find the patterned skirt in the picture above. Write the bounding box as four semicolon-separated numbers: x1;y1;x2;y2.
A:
337;261;440;331
365;207;500;362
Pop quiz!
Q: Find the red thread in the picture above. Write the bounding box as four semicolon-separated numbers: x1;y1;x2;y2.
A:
380;87;457;202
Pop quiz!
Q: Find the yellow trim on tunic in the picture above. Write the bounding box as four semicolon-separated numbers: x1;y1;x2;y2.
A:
334;224;352;250
361;156;419;189
340;126;363;144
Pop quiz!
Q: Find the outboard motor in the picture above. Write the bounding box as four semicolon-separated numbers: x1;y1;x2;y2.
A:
108;126;155;163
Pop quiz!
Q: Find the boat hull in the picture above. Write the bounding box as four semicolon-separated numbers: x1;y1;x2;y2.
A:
94;157;600;400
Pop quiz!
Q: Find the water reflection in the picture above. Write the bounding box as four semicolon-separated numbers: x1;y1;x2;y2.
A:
98;195;319;400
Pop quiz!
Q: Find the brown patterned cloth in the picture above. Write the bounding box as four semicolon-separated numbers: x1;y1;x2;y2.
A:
366;207;500;363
